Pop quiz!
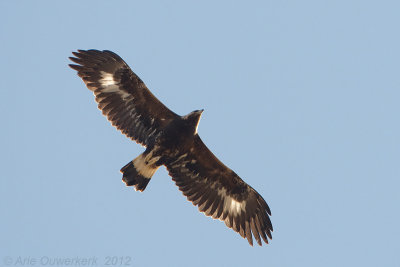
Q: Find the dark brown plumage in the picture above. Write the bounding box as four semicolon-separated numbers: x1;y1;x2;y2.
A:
69;49;273;246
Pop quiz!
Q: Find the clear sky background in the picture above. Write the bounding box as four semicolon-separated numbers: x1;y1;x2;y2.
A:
1;1;399;266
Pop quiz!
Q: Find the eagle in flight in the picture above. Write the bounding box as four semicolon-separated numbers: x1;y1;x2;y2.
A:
69;50;273;246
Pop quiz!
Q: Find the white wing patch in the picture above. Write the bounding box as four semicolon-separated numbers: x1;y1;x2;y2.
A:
99;71;131;100
218;187;246;215
100;71;116;86
230;198;246;214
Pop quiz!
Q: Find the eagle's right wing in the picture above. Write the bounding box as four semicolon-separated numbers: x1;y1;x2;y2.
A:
69;49;179;146
166;135;273;246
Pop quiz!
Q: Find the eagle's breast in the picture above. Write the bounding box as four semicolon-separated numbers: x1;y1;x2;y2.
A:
158;117;195;151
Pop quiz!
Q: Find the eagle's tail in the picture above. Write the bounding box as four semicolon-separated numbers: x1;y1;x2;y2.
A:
120;153;159;192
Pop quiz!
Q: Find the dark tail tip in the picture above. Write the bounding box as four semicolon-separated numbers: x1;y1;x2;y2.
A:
120;161;151;192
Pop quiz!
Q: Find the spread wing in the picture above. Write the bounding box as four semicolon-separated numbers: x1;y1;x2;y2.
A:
69;49;179;146
166;135;273;246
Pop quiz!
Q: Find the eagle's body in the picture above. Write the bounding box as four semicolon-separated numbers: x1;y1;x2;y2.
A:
69;50;273;246
121;110;204;191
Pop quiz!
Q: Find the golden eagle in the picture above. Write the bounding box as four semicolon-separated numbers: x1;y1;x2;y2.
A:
69;50;273;246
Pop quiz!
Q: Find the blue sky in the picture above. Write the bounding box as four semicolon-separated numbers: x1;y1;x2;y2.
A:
1;1;399;266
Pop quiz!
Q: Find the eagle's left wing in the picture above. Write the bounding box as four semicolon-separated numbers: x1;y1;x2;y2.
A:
166;135;273;246
69;49;179;146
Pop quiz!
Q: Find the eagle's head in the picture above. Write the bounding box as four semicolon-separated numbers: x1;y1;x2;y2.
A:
183;109;204;135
